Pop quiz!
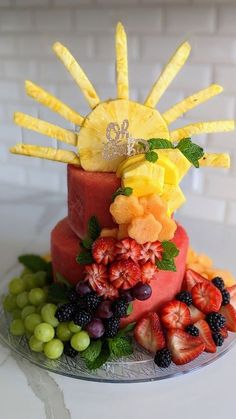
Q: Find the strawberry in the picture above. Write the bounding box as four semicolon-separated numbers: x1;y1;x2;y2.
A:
182;269;206;292
84;263;118;299
227;284;236;311
140;241;163;265
160;300;191;330
116;238;142;263
195;319;216;353
192;282;222;314
134;312;166;354
221;326;228;339
109;259;141;290
220;304;236;332
189;305;205;323
167;328;205;365
141;262;159;284
92;237;117;265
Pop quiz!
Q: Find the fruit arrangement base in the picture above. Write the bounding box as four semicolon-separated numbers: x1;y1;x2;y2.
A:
1;265;236;383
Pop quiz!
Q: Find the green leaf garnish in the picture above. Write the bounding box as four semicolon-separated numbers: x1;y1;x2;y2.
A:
18;254;49;273
157;258;177;272
112;187;133;202
81;339;102;364
176;138;204;168
85;341;110;370
126;303;133;316
47;283;68;303
56;272;72;288
88;216;101;241
148;138;175;150
117;322;136;337
108;336;133;358
145;150;158;163
81;237;94;250
161;241;179;258
76;250;93;265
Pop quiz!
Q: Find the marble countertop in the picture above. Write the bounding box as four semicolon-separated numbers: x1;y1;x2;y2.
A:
0;184;236;419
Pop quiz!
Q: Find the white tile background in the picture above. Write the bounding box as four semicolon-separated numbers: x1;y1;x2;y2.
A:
0;0;236;224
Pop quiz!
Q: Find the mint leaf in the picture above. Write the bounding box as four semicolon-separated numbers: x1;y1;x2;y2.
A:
81;339;102;363
145;150;158;162
81;237;94;250
85;341;110;370
157;258;177;272
76;250;93;265
47;283;68;303
108;336;133;358
112;187;133;202
117;322;136;337
18;254;49;273
56;272;72;288
126;303;133;316
88;216;101;241
162;241;179;258
176;138;204;168
148;138;174;150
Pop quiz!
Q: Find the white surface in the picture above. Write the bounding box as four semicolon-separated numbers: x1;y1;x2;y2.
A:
0;184;236;419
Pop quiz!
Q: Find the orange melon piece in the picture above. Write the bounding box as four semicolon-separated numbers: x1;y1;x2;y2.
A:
158;216;177;241
186;247;199;265
110;195;144;224
139;194;168;220
207;269;236;287
128;213;162;244
100;228;118;238
186;262;206;275
197;253;213;268
117;224;129;240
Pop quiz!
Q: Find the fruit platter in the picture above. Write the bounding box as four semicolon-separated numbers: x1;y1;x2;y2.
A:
1;22;236;382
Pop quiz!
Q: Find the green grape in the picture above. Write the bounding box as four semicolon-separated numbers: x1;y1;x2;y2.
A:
56;323;72;342
28;288;47;306
9;277;26;295
41;304;59;327
44;339;63;360
23;274;38;291
21;305;36;319
68;321;82;333
10;319;25;336
36;302;46;313
12;308;22;320
24;313;42;333
71;331;90;352
34;271;47;287
34;322;55;343
16;291;29;309
29;335;44;352
3;294;17;312
20;267;32;278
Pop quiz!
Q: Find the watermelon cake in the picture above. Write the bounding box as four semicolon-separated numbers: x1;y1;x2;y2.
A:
5;22;236;370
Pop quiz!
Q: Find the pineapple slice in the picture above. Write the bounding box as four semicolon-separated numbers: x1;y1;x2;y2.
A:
157;149;191;181
122;161;165;197
116;154;144;177
161;184;186;214
77;99;169;172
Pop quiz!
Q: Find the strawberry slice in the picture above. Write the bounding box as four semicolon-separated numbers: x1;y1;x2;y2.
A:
84;263;118;299
134;312;166;354
182;269;206;292
140;241;163;264
189;305;205;323
192;282;222;314
221;326;228;339
167;328;205;365
220;304;236;332
92;237;117;265
195;319;216;353
227;285;236;311
141;262;159;284
109;259;141;290
160;300;191;330
116;238;142;263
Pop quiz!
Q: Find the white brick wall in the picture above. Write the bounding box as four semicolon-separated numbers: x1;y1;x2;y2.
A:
0;0;236;225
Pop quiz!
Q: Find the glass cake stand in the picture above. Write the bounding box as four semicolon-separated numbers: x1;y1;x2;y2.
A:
1;264;236;383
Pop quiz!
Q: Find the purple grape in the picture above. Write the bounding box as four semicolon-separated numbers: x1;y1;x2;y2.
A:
76;281;91;296
132;282;152;301
86;318;105;338
96;301;113;319
119;290;134;303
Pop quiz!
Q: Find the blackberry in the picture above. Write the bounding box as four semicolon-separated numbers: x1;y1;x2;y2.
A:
104;316;120;338
67;288;78;302
212;332;224;347
73;310;92;327
84;292;102;312
63;342;78;358
55;303;76;322
176;291;192;306
112;298;128;318
154;348;172;368
185;325;200;336
206;312;226;332
221;289;230;306
212;277;225;291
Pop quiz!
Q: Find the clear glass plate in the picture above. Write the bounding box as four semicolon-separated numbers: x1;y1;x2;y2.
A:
1;264;236;383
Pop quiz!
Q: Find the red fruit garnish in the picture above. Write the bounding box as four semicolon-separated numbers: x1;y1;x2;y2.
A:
221;326;228;339
116;238;142;263
134;312;166;354
109;259;141;290
220;304;236;332
160;300;191;330
92;237;117;265
227;285;236;311
192;282;222;314
140;241;163;264
182;269;206;292
189;305;205;323
141;262;159;284
84;263;118;299
195;319;216;353
167;328;205;365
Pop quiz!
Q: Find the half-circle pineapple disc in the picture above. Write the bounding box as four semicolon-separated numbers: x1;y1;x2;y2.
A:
77;99;169;172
